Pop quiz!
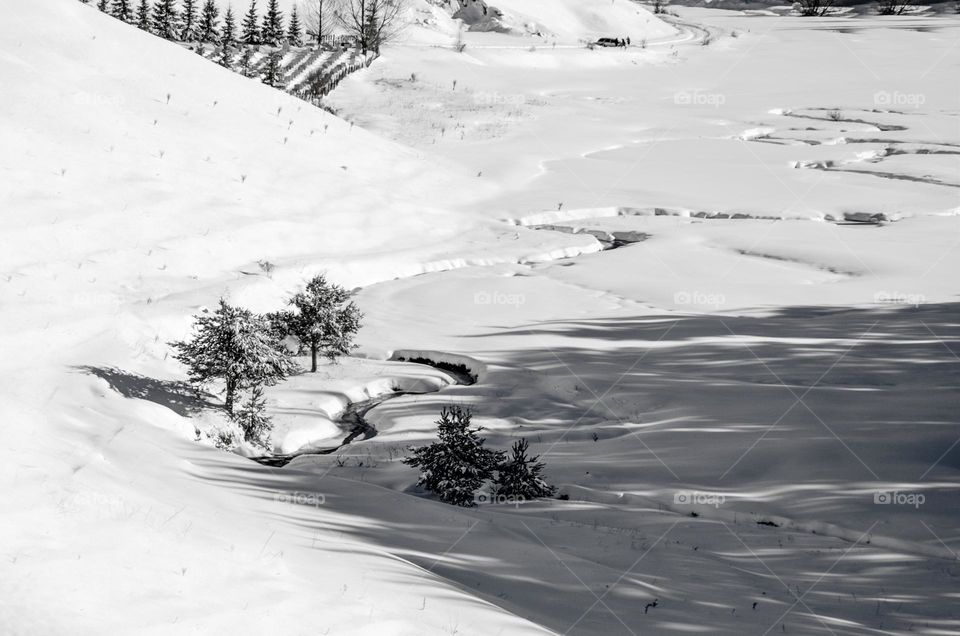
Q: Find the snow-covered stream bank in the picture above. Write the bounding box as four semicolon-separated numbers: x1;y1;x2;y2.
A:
253;354;478;467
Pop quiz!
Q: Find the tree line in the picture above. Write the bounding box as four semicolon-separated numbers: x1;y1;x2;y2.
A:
81;0;405;54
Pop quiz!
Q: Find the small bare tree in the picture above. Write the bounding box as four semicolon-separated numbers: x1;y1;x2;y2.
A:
876;0;913;14
651;0;669;14
302;0;337;47
338;0;406;54
796;0;834;16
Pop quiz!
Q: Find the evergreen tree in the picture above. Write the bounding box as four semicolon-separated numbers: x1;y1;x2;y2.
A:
152;0;180;40
170;299;299;415
403;406;506;507
491;438;557;501
97;0;109;11
241;0;260;44
217;44;234;68
111;0;133;21
271;275;363;372
238;47;255;76
180;0;200;40
221;5;237;45
233;385;272;447
260;0;284;45
287;6;302;46
260;50;283;86
199;0;220;41
136;0;151;29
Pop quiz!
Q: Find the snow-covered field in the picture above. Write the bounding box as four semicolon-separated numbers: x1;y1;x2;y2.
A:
2;0;959;634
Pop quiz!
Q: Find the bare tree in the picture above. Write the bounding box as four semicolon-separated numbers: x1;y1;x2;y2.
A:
876;0;913;14
337;0;406;55
796;0;834;16
302;0;338;47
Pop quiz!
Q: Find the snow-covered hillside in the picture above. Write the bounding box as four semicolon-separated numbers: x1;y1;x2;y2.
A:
271;0;677;45
486;0;676;41
4;0;959;635
0;1;586;634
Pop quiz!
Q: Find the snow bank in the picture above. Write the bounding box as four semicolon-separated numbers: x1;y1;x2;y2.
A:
390;349;488;382
0;2;559;633
396;0;676;45
490;0;677;42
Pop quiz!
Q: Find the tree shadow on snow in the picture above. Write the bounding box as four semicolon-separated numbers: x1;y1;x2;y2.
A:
76;365;218;416
460;301;960;473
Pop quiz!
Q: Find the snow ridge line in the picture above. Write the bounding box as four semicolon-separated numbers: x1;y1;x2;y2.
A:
378;239;605;281
389;350;486;384
504;206;830;227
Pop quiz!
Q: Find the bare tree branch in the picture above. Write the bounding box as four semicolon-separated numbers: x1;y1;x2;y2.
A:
336;0;406;54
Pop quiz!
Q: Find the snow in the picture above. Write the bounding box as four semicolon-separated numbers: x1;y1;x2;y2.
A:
3;0;960;634
472;0;678;42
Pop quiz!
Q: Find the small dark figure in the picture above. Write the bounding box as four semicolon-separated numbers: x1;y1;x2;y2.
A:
627;37;631;46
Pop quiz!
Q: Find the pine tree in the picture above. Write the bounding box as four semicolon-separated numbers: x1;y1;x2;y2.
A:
241;0;260;44
97;0;109;11
136;0;151;29
111;0;132;21
491;438;556;501
238;47;255;76
198;0;220;41
287;6;302;46
233;385;272;447
152;0;180;40
221;5;237;45
403;406;506;507
217;44;234;68
271;275;363;372
260;0;284;46
170;299;299;415
260;50;283;87
180;0;200;40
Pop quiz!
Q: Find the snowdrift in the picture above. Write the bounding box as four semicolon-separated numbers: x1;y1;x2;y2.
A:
488;0;676;41
0;2;554;633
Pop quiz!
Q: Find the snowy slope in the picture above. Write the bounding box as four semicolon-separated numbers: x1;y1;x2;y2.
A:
0;2;584;634
489;0;677;41
277;0;677;45
4;2;959;635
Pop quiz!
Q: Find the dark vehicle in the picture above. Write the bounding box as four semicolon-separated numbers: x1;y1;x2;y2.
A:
594;37;622;47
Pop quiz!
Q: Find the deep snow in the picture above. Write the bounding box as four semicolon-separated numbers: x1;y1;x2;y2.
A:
2;1;959;635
